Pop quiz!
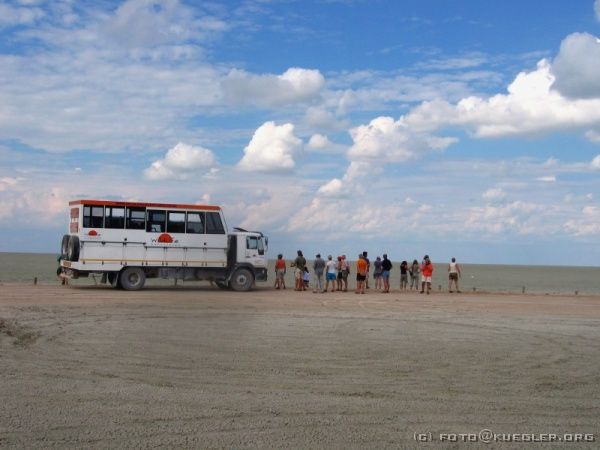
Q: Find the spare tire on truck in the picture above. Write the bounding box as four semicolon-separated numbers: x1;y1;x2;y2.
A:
119;267;146;291
60;234;70;259
66;235;80;262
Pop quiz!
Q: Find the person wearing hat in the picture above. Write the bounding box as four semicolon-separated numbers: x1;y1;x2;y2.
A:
292;250;306;291
313;253;326;293
420;255;434;294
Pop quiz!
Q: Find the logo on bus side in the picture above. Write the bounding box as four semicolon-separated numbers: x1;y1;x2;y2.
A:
153;233;178;244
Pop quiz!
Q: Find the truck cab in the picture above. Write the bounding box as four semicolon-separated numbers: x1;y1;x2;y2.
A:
225;228;268;290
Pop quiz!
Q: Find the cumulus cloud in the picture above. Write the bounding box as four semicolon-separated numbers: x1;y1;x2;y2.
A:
238;122;303;172
591;155;600;169
144;142;216;180
405;58;600;139
347;116;458;163
595;0;600;21
222;68;324;106
464;201;544;235
306;134;346;153
551;33;600;99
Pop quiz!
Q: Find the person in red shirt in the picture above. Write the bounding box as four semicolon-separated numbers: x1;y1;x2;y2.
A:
420;255;434;295
356;254;368;294
274;254;286;289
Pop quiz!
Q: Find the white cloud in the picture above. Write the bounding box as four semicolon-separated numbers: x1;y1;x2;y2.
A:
565;206;600;236
405;57;600;139
222;67;324;106
551;33;600;99
595;0;600;21
317;178;344;197
144;142;216;180
306;134;346;153
482;187;507;202
100;0;228;48
238;122;303;172
591;155;600;169
464;201;544;235
0;3;44;27
536;175;556;182
0;177;25;192
347;116;458;163
586;130;600;143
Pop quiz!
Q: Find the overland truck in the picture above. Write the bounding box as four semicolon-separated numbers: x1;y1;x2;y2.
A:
59;199;268;291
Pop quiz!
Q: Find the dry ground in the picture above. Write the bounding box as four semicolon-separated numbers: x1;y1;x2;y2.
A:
1;284;599;449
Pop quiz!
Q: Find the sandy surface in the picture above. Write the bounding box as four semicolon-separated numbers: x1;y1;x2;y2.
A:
1;284;599;449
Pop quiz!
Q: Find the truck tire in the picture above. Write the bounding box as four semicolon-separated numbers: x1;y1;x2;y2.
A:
66;235;80;261
230;268;254;291
119;267;146;291
60;235;70;259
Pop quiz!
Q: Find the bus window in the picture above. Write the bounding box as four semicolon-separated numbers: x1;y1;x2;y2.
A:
126;207;145;230
206;212;225;234
146;210;166;233
105;206;125;229
167;211;185;233
83;205;104;228
187;212;205;234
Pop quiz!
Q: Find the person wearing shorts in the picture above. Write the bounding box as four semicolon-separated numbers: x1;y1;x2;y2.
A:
420;255;434;294
274;254;286;289
399;260;409;291
341;255;350;291
325;255;337;292
293;250;306;291
381;254;392;293
448;257;462;293
356;254;367;294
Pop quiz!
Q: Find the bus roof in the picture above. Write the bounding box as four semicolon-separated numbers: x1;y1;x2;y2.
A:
69;199;221;211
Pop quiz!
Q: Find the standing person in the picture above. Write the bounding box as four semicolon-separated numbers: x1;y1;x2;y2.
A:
293;250;306;291
274;254;286;289
448;257;462;293
324;255;337;292
336;256;344;292
400;260;408;291
409;259;420;291
303;266;310;289
313;253;325;293
362;251;370;289
381;254;393;293
341;255;350;292
420;255;434;295
355;254;367;294
373;256;383;290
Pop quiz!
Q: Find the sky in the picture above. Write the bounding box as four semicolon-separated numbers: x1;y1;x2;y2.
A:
1;0;600;266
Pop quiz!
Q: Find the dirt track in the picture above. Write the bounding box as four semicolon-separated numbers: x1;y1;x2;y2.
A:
1;285;599;448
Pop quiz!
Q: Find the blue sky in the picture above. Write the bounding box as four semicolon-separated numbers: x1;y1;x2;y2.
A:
1;0;600;265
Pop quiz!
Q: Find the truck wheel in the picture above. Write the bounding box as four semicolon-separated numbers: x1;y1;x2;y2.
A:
60;235;70;259
230;268;254;291
66;235;80;261
119;267;146;291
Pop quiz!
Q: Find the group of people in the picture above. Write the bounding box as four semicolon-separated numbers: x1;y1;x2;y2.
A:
274;251;462;294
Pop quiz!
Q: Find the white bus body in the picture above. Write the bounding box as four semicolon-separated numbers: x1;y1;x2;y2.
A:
60;200;268;291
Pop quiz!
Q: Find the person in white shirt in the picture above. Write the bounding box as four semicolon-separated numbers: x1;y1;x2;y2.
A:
448;257;462;293
324;255;337;293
